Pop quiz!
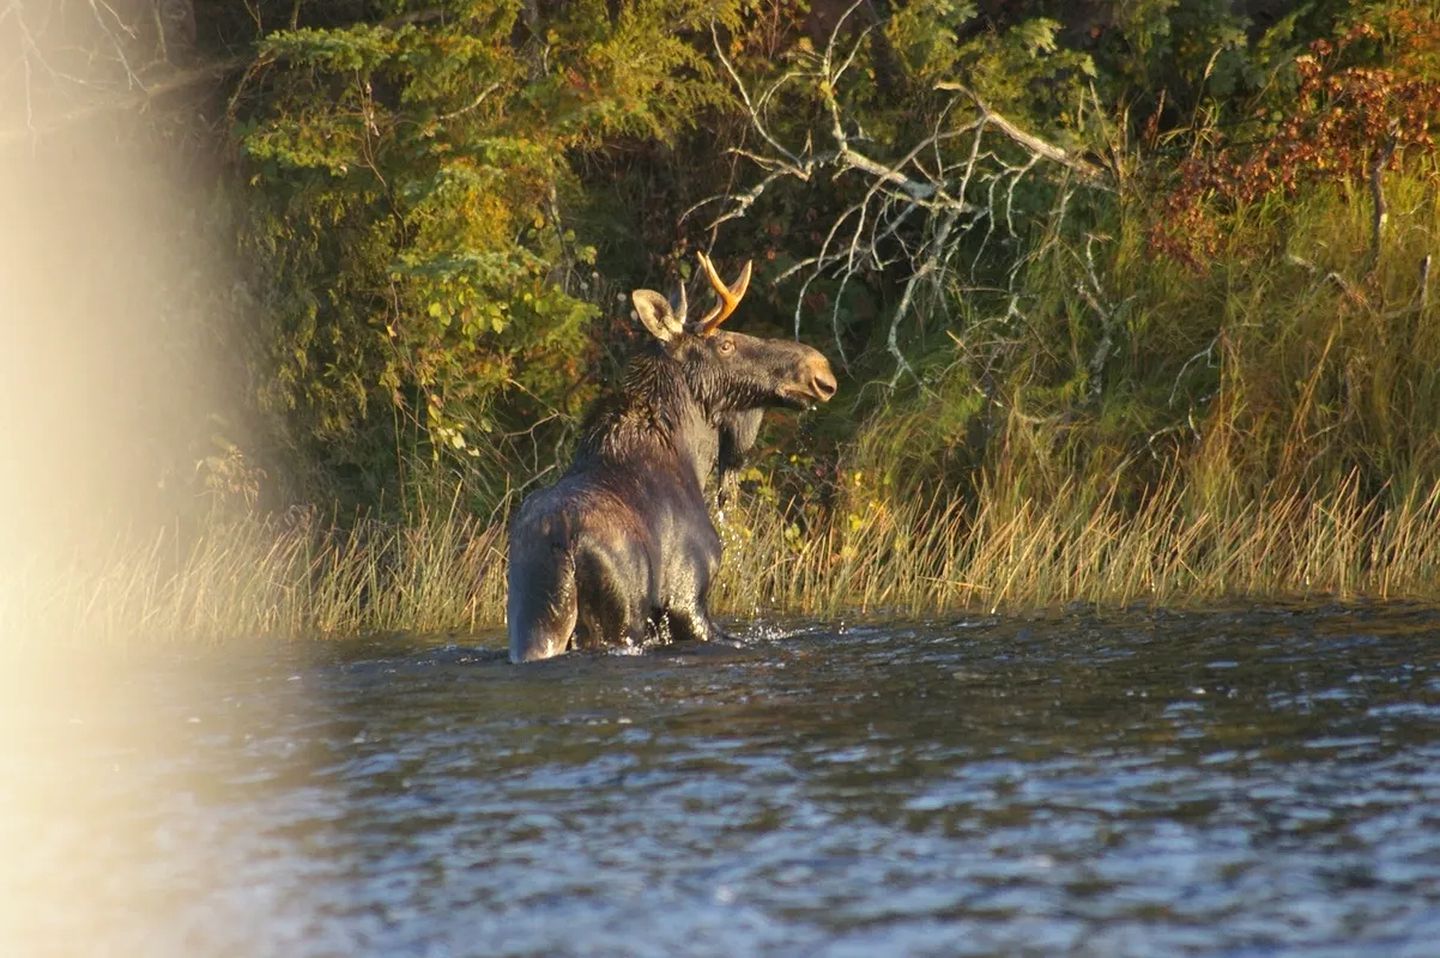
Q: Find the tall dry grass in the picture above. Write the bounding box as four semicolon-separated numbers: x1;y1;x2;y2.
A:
7;472;1440;649
713;472;1440;617
2;508;506;650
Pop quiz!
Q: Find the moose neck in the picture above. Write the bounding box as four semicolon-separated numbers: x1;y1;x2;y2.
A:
581;347;726;492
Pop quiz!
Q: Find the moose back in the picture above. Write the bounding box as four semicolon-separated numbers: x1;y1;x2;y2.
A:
506;254;837;662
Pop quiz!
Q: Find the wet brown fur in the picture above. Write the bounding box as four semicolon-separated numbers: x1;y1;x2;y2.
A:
506;308;835;663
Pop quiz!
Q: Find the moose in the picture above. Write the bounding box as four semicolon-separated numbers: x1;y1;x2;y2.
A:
506;253;837;662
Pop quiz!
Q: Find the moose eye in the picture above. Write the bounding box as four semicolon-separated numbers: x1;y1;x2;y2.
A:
717;338;735;355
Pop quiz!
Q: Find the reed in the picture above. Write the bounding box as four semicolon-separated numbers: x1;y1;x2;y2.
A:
9;470;1440;649
712;472;1440;617
2;508;507;650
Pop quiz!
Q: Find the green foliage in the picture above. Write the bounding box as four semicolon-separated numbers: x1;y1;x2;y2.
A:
845;161;1440;529
17;0;1440;630
235;0;737;509
885;0;977;84
42;0;1440;568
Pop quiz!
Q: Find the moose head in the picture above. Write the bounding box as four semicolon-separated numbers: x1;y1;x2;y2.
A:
631;253;837;414
628;254;835;495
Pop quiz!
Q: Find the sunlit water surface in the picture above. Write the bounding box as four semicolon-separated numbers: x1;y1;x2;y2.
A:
6;604;1440;956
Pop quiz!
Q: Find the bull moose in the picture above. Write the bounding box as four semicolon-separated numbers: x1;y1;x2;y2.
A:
506;253;837;663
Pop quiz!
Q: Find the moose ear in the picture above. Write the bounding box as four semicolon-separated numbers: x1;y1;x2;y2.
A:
632;289;686;343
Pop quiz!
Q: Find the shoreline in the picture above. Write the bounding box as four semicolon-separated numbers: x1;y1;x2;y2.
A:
8;480;1440;648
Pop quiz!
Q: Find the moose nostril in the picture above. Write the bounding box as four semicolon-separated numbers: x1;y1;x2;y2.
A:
812;370;837;401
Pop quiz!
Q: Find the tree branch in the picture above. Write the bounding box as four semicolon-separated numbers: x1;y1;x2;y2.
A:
934;82;1110;187
695;8;1112;385
1368;131;1398;273
0;54;249;145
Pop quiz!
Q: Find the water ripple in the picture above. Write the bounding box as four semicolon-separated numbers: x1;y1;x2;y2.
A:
8;605;1440;957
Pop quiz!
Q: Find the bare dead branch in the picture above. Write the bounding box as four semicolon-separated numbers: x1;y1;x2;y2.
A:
0;54;249;145
436;81;502;122
691;6;1113;385
708;21;804;172
934;82;1110;187
1369;132;1398;272
1285;253;1364;304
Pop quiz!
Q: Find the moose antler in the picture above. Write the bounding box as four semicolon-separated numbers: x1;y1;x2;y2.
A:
696;252;753;335
671;278;689;324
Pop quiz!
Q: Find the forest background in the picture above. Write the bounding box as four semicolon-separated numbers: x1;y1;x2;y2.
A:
6;0;1440;643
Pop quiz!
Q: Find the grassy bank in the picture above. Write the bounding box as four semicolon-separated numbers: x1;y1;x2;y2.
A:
715;472;1440;617
8;472;1440;649
2;510;507;649
11;164;1440;648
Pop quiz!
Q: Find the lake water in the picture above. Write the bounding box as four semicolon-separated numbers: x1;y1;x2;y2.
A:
6;604;1440;956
